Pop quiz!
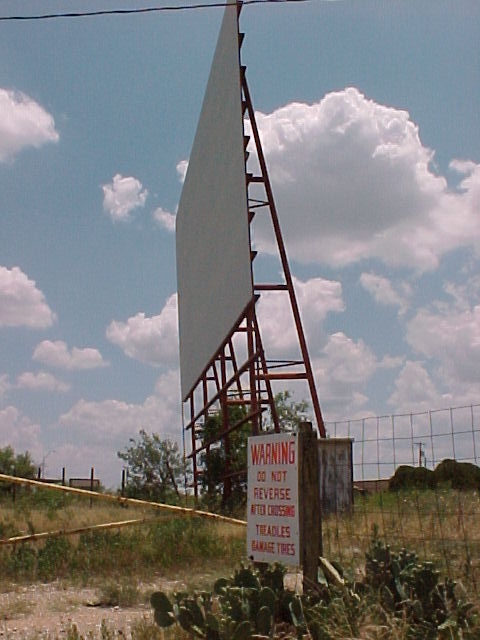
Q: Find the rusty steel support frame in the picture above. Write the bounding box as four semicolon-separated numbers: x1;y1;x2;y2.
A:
182;1;325;500
184;300;275;498
241;72;326;439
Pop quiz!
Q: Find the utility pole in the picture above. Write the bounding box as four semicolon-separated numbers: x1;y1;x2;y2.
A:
414;442;424;467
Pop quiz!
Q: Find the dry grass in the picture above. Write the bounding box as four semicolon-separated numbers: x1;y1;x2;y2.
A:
322;487;480;594
0;595;34;621
0;494;246;587
2;486;480;592
0;496;152;535
1;487;480;639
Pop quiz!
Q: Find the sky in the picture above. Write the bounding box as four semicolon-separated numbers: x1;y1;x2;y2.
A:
0;0;479;488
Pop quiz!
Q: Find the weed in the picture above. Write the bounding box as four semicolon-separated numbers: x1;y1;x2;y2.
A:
6;545;37;580
0;508;245;585
0;517;20;539
65;623;83;640
99;619;115;640
151;552;480;640
321;487;480;593
96;579;140;607
37;536;72;581
0;596;34;620
130;616;165;640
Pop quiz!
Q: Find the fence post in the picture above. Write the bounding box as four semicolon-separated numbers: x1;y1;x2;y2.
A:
11;466;16;503
90;467;94;508
298;421;322;590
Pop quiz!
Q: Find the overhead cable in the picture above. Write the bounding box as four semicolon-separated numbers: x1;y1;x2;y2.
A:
0;0;310;22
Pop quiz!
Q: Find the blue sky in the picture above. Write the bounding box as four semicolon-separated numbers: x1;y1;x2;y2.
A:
0;0;479;488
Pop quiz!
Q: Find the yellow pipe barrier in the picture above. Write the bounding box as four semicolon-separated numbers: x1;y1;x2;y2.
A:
0;473;247;527
0;517;157;545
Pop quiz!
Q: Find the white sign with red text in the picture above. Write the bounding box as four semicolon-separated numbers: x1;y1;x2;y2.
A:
247;433;299;565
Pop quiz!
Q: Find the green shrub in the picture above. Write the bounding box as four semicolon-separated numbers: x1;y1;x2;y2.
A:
130;617;164;640
72;529;140;578
389;459;480;492
97;578;140;607
0;517;20;539
0;516;244;582
389;465;435;491
37;535;73;580
151;550;479;640
143;518;243;569
434;459;480;490
6;544;37;579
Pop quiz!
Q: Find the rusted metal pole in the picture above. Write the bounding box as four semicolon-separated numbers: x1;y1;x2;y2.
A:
242;78;326;439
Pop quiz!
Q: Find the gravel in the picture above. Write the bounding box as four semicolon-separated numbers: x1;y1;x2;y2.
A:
0;580;178;639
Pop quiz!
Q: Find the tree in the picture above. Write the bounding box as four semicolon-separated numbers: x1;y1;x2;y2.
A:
198;391;311;513
265;390;311;432
0;446;36;478
199;405;251;513
0;446;36;496
117;431;187;503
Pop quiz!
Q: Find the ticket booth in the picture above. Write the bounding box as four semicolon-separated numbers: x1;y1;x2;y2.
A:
318;438;354;514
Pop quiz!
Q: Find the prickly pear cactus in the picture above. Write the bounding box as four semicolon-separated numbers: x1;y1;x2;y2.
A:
150;591;175;627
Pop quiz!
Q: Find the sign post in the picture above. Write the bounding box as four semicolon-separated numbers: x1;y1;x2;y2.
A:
298;421;321;586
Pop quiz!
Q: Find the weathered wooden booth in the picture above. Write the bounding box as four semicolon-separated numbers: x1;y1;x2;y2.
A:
318;438;354;515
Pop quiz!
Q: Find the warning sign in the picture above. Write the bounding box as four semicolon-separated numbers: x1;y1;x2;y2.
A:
247;433;299;565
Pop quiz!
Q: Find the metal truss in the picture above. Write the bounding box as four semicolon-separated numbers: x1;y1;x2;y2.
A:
183;1;325;500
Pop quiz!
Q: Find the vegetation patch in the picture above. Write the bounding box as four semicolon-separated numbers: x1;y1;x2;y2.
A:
0;512;245;584
151;544;480;640
96;578;141;608
389;459;480;492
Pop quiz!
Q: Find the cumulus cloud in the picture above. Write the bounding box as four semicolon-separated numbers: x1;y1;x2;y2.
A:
106;293;179;366
443;274;480;312
0;88;59;162
0;375;11;400
153;206;176;232
314;332;380;418
56;369;182;486
45;442;121;488
60;398;140;444
33;340;108;370
257;276;344;356
102;174;148;222
360;272;411;313
59;369;181;445
388;361;443;411
406;304;480;387
0;406;43;461
16;371;70;393
176;160;188;183
0;266;56;328
383;284;480;410
321;332;378;385
249;88;480;270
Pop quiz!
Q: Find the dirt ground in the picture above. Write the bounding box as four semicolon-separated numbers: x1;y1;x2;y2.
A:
0;574;303;639
0;580;182;639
